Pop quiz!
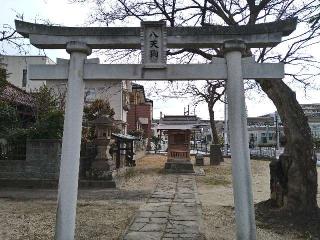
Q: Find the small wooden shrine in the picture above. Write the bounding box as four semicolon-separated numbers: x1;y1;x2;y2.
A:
167;129;191;161
157;115;199;173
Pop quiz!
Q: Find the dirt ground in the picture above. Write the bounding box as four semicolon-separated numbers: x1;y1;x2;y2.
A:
0;155;165;240
0;154;319;239
196;158;320;240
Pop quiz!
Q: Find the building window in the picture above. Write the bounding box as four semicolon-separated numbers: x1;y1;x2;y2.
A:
85;88;96;102
261;133;267;143
129;94;134;104
22;69;27;87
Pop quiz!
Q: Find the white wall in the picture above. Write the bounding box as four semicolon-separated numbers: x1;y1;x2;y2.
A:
0;55;54;91
47;79;128;127
309;122;320;138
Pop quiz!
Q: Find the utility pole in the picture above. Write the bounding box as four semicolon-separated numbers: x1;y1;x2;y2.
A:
224;94;229;156
275;112;280;150
184;105;190;116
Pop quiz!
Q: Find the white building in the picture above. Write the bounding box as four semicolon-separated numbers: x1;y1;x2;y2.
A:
247;104;320;147
301;104;320;138
0;55;55;91
46;58;131;134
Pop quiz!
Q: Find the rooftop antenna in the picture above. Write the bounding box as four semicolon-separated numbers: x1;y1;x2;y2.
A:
184;105;190;116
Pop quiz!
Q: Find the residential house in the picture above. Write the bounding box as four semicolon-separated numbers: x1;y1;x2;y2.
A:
301;103;320;138
0;55;54;91
127;83;153;147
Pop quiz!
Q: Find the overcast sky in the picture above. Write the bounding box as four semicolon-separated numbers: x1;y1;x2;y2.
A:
1;0;320;120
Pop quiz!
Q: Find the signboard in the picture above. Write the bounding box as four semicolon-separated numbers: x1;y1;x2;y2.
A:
141;21;167;68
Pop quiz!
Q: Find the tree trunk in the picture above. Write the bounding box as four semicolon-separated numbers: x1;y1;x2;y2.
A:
258;78;318;214
208;103;223;164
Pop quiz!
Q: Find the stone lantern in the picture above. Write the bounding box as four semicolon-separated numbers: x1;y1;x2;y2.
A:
91;116;114;180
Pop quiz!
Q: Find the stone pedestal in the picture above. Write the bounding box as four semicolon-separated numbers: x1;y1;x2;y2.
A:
91;139;113;180
195;154;204;166
165;159;194;173
210;144;223;165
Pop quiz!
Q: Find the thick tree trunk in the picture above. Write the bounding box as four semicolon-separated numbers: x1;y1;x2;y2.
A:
208;103;223;164
258;78;318;214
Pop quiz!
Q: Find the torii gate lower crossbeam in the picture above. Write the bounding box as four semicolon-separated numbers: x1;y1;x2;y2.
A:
15;19;297;240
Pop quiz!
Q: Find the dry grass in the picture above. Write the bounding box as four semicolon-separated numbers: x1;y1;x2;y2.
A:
0;199;137;240
197;158;232;187
0;154;167;240
198;175;231;186
196;158;320;240
117;154;166;192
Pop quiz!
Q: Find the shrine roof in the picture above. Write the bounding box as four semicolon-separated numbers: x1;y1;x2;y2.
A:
0;82;35;108
92;116;114;125
156;124;198;130
112;133;139;140
159;115;199;124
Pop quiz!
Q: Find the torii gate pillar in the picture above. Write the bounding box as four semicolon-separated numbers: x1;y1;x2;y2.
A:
55;41;91;240
224;40;256;239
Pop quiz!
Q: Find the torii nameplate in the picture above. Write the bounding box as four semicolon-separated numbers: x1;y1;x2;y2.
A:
141;21;167;68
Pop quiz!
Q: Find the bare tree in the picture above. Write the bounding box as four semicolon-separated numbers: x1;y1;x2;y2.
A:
71;0;319;214
1;20;28;54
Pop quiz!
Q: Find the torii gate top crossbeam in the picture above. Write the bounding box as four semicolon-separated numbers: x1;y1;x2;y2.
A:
15;18;297;49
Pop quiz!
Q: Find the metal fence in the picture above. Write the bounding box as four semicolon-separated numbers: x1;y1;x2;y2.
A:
249;147;277;159
0;142;26;160
190;142;210;154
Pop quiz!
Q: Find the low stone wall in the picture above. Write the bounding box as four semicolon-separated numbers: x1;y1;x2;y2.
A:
0;139;61;180
0;160;26;179
0;139;143;184
26;139;61;179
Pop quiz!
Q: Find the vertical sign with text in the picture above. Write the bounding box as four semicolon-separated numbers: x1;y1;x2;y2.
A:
141;21;167;68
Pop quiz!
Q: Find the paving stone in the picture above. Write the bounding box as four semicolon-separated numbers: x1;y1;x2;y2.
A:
151;211;169;218
129;222;146;231
150;217;168;223
140;203;170;212
122;174;203;240
124;231;162;240
140;223;166;232
137;211;153;218
135;217;150;223
163;233;180;238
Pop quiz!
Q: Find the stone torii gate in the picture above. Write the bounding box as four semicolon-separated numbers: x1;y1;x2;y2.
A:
15;19;297;240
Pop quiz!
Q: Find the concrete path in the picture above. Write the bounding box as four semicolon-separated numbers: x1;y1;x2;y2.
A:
122;174;205;240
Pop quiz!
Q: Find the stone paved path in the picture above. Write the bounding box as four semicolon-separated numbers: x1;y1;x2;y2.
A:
122;174;205;240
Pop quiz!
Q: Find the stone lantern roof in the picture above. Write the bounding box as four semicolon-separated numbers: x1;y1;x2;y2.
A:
92;116;114;126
